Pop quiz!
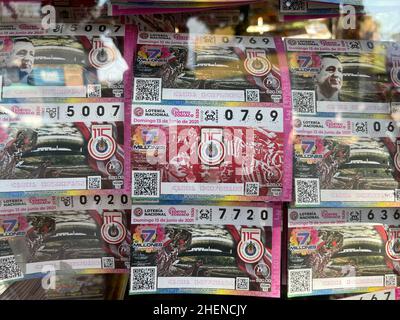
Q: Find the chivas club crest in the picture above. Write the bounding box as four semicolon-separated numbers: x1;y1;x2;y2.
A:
386;228;400;261
88;124;116;161
244;49;271;77
89;38;116;69
237;228;264;263
101;212;126;245
198;128;225;166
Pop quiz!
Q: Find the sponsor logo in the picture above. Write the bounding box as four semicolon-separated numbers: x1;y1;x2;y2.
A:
106;160;123;176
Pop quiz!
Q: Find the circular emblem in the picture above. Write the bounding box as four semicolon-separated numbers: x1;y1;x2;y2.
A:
134;107;144;117
391;66;400;88
244;56;271;77
106;160;123;176
89;45;116;69
133;207;143;217
254;263;270;277
140;32;149;39
238;236;264;264
101;221;126;245
290;211;299;221
118;243;130;257
263;74;281;91
198;140;225;166
88;135;116;161
386;238;400;261
294;119;302;128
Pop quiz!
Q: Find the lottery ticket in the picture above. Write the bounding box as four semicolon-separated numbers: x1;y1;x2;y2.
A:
131;33;292;201
0;23;134;101
132;32;291;107
130;202;281;297
293;117;400;207
286;39;391;115
131;104;292;201
0;102;130;197
0;194;130;283
287;207;400;297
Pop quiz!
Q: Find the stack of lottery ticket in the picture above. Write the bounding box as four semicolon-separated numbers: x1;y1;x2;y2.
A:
129;32;292;297
0;22;135;198
130;32;292;202
0;19;135;292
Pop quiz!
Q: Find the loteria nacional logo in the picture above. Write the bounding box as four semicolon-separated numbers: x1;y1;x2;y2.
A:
133;207;144;217
101;212;126;245
237;228;264;264
88;124;116;161
134;107;144;117
386;228;400;261
89;39;116;70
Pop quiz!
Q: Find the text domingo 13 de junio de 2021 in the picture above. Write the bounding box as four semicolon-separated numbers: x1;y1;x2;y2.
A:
153;304;247;318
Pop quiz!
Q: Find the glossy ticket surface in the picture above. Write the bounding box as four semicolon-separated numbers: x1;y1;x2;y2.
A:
0;23;133;101
286;39;392;116
130;202;281;297
287;207;400;297
133;32;291;107
0;102;129;197
131;104;292;201
293;116;400;207
0;194;131;283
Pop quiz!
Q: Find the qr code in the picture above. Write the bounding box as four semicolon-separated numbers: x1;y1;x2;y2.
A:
385;274;397;287
245;182;259;196
288;269;313;296
245;89;260;102
133;78;162;103
0;255;23;282
130;267;157;293
295;178;320;205
236;277;250;290
292;90;316;114
132;171;160;197
280;0;307;12
87;84;102;97
88;176;102;190
102;257;115;269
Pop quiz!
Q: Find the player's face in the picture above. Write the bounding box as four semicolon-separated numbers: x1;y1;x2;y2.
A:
316;57;343;92
8;41;35;74
168;155;189;178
